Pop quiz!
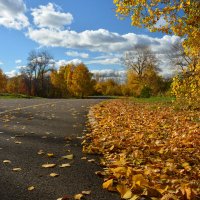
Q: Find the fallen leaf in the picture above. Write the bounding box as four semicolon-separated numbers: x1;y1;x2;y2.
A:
130;195;139;200
14;141;22;144
47;153;54;157
3;160;11;163
42;164;56;168
62;154;74;160
103;179;113;189
59;163;71;168
117;184;132;199
82;190;91;195
122;190;132;199
50;173;59;177
74;194;83;200
37;150;45;155
28;186;35;191
88;159;95;162
12;168;22;171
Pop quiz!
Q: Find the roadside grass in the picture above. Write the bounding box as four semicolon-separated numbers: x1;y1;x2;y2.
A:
0;93;39;99
130;96;175;104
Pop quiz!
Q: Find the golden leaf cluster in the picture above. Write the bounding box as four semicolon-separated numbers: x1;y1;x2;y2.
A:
83;100;200;199
113;0;200;108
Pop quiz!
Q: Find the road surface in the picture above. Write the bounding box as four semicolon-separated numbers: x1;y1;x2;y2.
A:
0;99;120;200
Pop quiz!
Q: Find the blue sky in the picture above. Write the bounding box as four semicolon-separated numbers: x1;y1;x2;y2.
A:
0;0;180;77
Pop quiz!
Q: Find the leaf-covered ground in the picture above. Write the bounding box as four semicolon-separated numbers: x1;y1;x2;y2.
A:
83;100;200;200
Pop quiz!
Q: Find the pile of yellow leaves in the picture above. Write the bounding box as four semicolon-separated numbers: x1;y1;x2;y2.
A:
83;100;200;199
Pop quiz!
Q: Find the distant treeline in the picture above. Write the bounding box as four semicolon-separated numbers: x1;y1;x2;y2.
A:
0;49;172;98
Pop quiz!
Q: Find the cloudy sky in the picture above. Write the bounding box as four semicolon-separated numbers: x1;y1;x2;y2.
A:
0;0;180;77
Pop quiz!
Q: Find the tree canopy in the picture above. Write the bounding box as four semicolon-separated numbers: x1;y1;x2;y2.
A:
114;0;200;108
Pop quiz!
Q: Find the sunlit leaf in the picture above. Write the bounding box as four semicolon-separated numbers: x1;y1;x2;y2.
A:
3;160;11;163
103;179;113;189
42;164;56;168
50;173;59;177
12;168;22;171
59;163;71;168
28;186;35;191
62;154;74;160
47;153;54;157
74;193;83;200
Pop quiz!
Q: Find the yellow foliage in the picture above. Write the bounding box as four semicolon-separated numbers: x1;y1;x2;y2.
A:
114;0;200;108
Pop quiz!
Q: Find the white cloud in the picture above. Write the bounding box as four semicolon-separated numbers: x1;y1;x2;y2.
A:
86;57;121;65
0;60;3;65
5;70;19;77
31;3;73;30
15;59;22;64
65;51;89;58
27;28;181;54
0;0;29;30
16;65;26;70
56;59;82;67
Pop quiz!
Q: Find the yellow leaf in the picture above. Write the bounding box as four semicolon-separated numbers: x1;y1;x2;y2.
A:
117;184;132;199
74;193;83;200
62;154;74;160
50;173;59;177
132;174;148;186
182;162;191;171
130;195;139;200
42;163;56;168
87;159;95;162
3;160;11;163
110;145;115;150
14;141;22;144
47;153;54;157
185;187;192;199
12;168;22;171
123;190;133;199
28;186;35;191
59;163;71;168
111;167;126;174
103;179;113;189
82;190;91;195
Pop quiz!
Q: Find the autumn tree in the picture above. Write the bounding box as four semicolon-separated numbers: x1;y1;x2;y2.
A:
123;46;162;96
6;75;28;94
50;64;75;97
0;68;7;93
71;63;94;98
114;0;200;108
94;79;122;96
122;46;159;79
51;63;94;98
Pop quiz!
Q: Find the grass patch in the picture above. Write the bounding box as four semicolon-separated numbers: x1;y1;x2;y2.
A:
0;93;38;99
130;96;175;103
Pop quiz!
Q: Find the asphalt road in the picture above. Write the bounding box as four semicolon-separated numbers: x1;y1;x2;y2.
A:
0;99;120;200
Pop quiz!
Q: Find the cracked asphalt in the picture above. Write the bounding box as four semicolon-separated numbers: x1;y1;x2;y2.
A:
0;99;120;200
